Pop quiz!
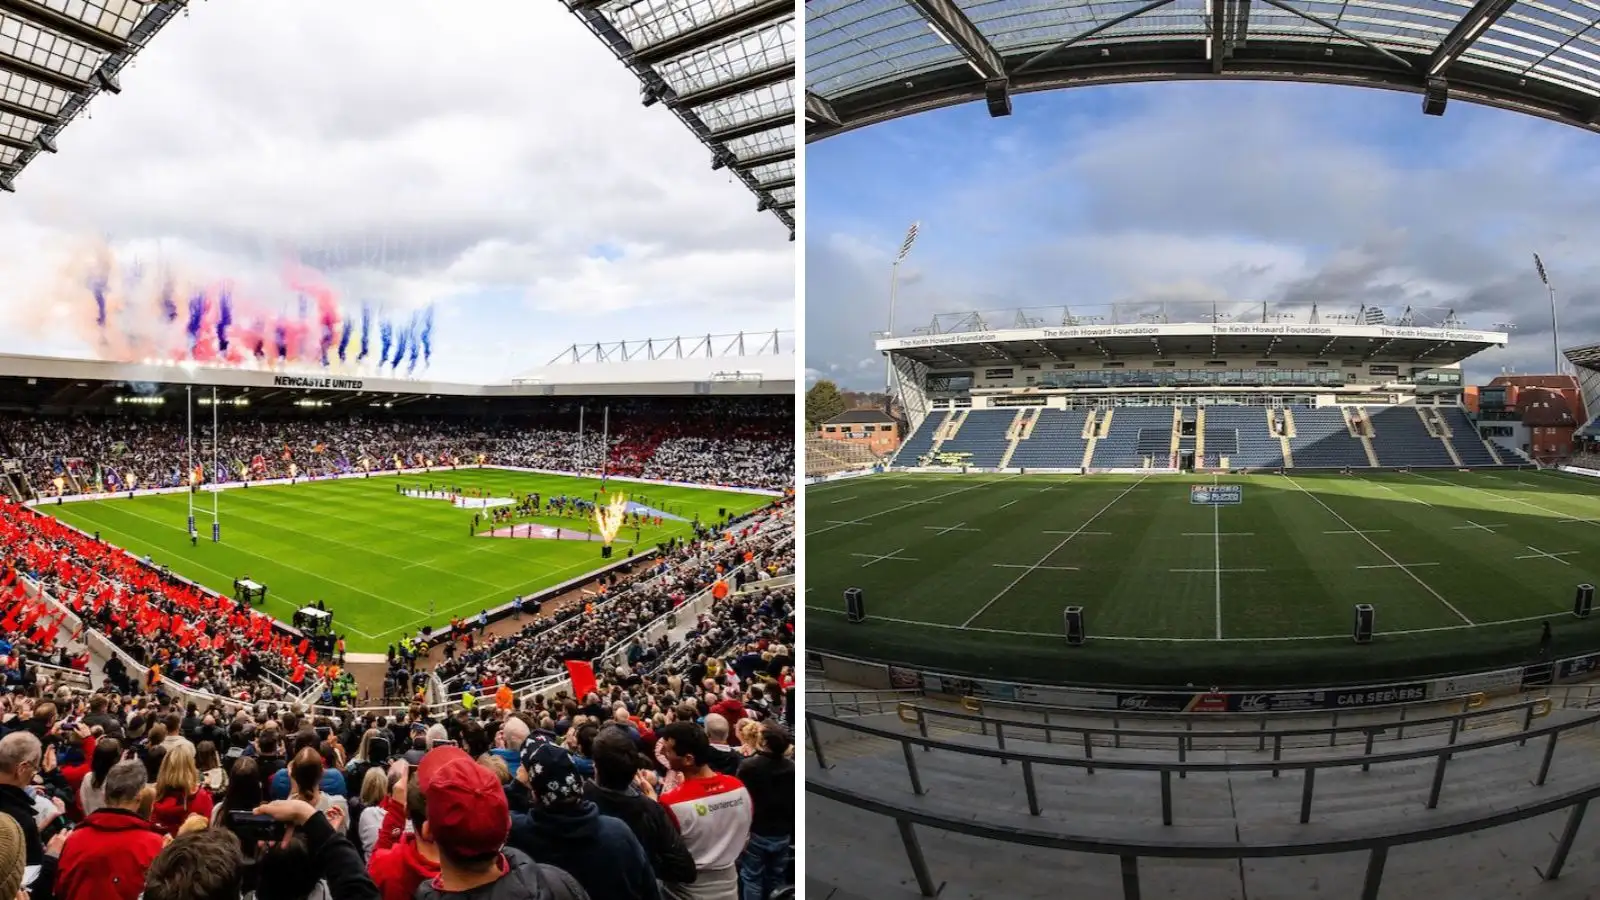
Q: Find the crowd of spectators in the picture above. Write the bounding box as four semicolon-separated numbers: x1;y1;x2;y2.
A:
0;396;792;496
0;636;793;900
433;502;794;692
0;497;307;705
0;499;794;899
0;402;795;900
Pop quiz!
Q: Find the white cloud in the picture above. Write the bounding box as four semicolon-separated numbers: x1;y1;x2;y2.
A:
0;0;793;383
807;82;1600;388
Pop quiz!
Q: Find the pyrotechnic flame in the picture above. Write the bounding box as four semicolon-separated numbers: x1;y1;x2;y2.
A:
594;493;630;547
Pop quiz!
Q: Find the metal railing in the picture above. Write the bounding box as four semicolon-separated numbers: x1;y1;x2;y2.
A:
809;690;924;718
808;773;1600;900
901;695;1550;760
805;702;1598;828
969;690;1478;725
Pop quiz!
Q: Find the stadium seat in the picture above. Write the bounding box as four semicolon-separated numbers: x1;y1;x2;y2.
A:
936;409;1016;467
889;412;944;467
1008;408;1090;469
1438;407;1500;466
1368;407;1455;467
1091;407;1175;468
805;437;882;477
1203;406;1284;468
1287;408;1372;468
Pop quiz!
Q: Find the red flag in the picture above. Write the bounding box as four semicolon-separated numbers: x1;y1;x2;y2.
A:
565;660;598;699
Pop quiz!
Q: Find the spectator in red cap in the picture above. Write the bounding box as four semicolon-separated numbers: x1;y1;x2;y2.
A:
412;746;587;900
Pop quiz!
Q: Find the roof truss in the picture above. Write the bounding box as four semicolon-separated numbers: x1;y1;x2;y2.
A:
807;0;1574;141
566;0;794;236
0;0;186;187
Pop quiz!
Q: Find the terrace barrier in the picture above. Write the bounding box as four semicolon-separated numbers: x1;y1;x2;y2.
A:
897;695;1553;770
805;703;1597;829
807;773;1600;900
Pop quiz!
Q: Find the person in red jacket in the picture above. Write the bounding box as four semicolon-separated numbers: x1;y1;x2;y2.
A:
367;763;441;900
56;724;96;822
56;760;166;900
148;744;213;836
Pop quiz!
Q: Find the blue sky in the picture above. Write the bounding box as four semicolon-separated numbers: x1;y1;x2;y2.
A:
806;79;1600;389
0;1;793;385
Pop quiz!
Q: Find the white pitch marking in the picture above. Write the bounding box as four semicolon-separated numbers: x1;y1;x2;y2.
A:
810;474;1022;535
825;519;868;528
1323;529;1391;535
999;499;1021;509
1043;530;1112;536
810;608;1563;642
962;476;1149;627
1410;470;1600;528
1452;521;1506;533
827;496;858;504
1171;568;1268;573
850;548;920;567
993;564;1079;571
1285;474;1472;625
1368;480;1433;506
1515;546;1580;565
1356;563;1441;570
1184;532;1255;536
1213;475;1223;640
923;522;979;536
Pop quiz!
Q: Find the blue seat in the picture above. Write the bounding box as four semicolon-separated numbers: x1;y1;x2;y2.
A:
1204;407;1283;468
1368;408;1453;467
889;412;944;467
938;410;1016;467
1009;408;1090;469
1093;407;1175;468
1288;408;1371;468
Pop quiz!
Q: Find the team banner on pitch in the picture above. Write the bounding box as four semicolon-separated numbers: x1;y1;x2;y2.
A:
1190;484;1243;506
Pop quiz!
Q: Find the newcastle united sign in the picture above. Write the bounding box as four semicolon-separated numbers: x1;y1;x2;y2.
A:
272;376;366;391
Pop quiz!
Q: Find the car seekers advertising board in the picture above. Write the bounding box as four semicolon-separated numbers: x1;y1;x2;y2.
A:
810;649;1600;715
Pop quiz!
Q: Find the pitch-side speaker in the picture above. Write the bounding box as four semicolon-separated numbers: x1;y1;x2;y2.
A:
1354;604;1375;643
845;587;865;623
1575;584;1594;618
1064;606;1085;646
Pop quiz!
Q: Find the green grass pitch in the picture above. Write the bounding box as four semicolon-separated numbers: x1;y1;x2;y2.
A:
42;470;771;652
807;469;1600;688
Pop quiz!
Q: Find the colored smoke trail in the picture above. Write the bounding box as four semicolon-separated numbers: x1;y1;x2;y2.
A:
27;239;439;374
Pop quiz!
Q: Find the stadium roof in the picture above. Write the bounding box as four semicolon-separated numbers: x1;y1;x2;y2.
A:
805;0;1600;141
0;0;187;192
566;0;795;236
0;351;793;401
878;320;1509;367
1565;342;1600;372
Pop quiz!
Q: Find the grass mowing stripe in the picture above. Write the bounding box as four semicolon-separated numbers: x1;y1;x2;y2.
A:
40;512;384;639
811;474;1022;536
229;490;562;588
1283;474;1472;625
1411;469;1600;527
78;499;430;619
43;470;769;650
1212;474;1222;640
960;475;1148;628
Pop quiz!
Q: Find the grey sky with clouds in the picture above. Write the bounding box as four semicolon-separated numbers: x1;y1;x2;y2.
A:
0;1;792;383
806;82;1600;391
